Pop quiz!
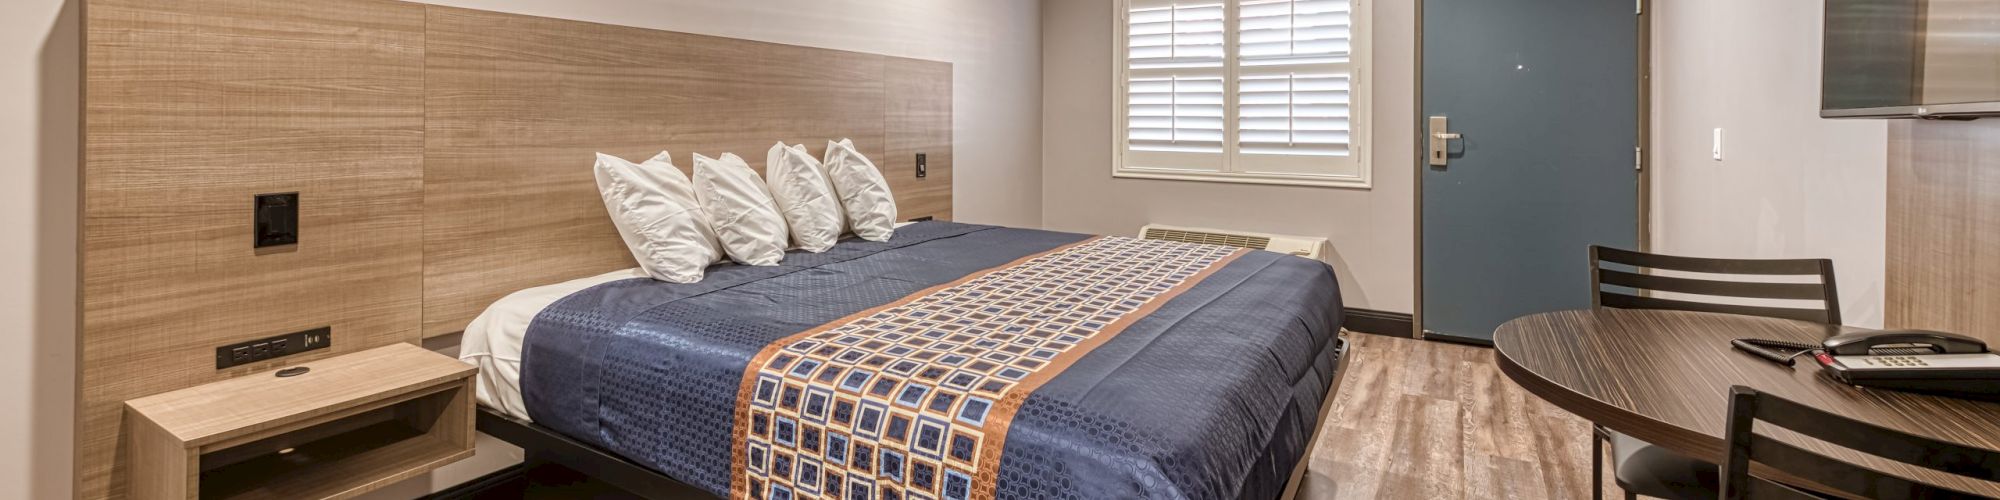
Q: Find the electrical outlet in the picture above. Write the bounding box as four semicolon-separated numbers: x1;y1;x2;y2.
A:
254;192;300;248
216;326;332;369
916;153;928;178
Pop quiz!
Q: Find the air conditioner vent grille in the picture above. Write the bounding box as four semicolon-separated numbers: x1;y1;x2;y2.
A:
1142;228;1272;250
1137;224;1327;260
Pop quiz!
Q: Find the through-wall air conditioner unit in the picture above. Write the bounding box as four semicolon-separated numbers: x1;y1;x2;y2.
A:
1138;224;1328;261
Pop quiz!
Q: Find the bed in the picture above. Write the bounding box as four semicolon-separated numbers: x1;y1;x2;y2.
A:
461;221;1350;500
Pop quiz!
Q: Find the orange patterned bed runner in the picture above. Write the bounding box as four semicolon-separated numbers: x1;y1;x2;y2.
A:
729;236;1245;500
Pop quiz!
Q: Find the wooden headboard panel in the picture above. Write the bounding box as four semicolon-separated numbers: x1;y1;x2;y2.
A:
421;7;953;336
79;0;950;497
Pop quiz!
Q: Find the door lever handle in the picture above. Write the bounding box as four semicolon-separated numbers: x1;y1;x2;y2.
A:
1429;116;1461;167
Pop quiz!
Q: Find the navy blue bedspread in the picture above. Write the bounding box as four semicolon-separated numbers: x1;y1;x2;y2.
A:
521;222;1346;499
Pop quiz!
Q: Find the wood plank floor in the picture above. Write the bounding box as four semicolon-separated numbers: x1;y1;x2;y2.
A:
1299;332;1626;500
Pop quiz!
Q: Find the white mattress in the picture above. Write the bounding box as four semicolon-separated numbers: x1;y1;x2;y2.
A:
459;268;648;421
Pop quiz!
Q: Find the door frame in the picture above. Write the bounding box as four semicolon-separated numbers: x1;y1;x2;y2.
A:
1409;0;1655;344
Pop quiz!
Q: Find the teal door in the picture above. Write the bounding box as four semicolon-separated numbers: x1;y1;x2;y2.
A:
1420;0;1643;342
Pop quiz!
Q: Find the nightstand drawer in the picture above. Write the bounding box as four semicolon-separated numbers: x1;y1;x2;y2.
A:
125;343;476;500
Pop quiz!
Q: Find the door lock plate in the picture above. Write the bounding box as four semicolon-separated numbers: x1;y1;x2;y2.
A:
1429;116;1461;167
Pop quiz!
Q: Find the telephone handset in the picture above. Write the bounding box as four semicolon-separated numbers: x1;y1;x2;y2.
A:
1821;329;1991;356
1813;329;2000;402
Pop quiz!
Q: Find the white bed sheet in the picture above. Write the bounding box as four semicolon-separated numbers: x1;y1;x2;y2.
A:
460;268;648;421
462;223;916;421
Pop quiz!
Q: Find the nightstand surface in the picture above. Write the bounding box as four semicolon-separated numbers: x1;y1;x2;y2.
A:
124;342;477;500
127;343;472;447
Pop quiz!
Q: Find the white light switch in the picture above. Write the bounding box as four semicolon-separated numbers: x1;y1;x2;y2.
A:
1712;128;1724;161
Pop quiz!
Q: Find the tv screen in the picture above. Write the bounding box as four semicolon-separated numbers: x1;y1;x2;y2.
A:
1824;0;2000;118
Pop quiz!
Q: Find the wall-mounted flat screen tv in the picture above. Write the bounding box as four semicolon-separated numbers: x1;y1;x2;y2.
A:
1824;0;2000;118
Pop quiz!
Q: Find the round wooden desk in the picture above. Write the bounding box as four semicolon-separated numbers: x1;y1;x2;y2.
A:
1493;309;2000;496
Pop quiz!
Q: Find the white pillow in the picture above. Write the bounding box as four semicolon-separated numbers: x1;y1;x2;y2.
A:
693;152;791;266
821;139;898;241
764;143;844;252
798;144;846;230
593;152;722;283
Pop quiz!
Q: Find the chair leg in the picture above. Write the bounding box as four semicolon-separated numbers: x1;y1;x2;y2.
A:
1592;430;1605;500
1624;492;1638;500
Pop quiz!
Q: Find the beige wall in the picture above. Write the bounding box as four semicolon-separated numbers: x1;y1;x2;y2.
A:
1040;0;1419;313
1650;0;1888;327
2;0;77;498
2;0;1040;497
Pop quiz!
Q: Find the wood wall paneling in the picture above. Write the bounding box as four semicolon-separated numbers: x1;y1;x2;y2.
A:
79;0;428;498
884;57;955;222
83;1;954;496
421;7;953;336
420;6;884;336
1886;119;2000;347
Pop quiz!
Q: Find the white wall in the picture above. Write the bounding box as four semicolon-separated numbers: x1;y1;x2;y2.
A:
1650;0;1888;327
1040;0;1419;313
0;0;1040;497
0;0;77;498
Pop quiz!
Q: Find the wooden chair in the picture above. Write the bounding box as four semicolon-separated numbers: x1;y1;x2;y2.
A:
1589;245;1841;325
1586;246;1842;499
1721;386;2000;499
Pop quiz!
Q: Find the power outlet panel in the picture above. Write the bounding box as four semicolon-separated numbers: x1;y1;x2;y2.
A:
254;192;300;248
216;326;331;369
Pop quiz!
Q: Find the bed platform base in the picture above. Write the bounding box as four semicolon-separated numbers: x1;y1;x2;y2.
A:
474;410;704;499
471;336;1352;499
1280;335;1354;500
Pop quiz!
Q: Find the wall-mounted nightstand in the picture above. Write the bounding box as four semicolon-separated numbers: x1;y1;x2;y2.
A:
124;343;476;500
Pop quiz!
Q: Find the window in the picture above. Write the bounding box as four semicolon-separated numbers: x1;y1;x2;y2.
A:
1115;0;1370;188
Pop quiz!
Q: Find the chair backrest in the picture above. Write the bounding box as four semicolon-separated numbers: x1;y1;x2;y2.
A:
1589;246;1841;325
1721;386;2000;499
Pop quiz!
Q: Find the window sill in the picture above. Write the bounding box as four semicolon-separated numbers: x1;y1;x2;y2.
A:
1111;169;1372;190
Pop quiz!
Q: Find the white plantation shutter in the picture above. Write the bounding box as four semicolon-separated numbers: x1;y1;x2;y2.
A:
1236;0;1355;174
1127;0;1226;67
1127;76;1225;152
1118;0;1368;186
1237;0;1351;62
1125;0;1227;171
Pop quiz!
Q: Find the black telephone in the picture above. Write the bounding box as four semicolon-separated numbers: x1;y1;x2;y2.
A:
1813;329;2000;401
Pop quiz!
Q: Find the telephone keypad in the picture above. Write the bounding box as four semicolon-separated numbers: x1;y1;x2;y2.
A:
1846;353;2000;370
1864;356;1930;367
